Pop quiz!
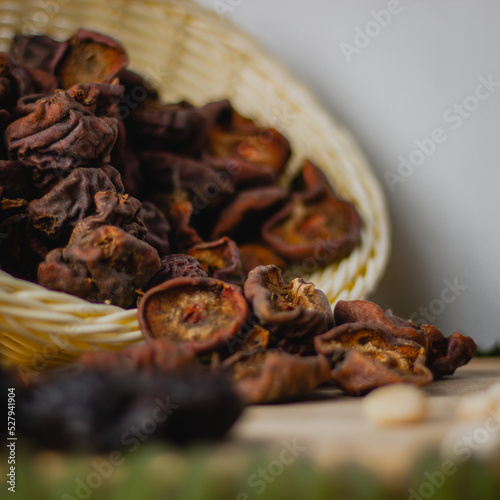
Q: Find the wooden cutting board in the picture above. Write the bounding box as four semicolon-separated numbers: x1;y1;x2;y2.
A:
230;358;500;484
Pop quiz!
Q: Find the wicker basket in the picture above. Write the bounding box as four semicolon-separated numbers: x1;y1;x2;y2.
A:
0;0;390;369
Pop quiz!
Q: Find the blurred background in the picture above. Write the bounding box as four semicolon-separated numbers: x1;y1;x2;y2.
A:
196;0;500;349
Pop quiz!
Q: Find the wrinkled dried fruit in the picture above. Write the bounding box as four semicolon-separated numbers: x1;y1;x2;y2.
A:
139;277;249;353
146;254;208;291
69;190;146;243
244;265;334;339
290;159;332;201
158;190;203;252
142;151;234;207
207;156;278;190
5;89;118;170
419;324;477;378
75;340;196;374
127;99;212;155
67;82;124;118
0;214;41;281
27;167;123;242
0;160;32;200
186;237;244;286
333;300;477;377
236;325;271;352
262;191;361;266
314;322;433;395
54;29;128;89
140;201;171;257
211;186;288;241
210;110;290;175
334;300;429;348
222;349;331;404
38;225;160;307
17;368;243;451
10;34;64;71
239;243;287;276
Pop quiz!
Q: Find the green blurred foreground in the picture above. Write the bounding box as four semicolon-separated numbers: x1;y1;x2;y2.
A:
4;442;500;500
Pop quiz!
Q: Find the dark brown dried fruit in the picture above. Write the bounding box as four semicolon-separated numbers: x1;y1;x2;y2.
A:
419;324;477;378
236;325;271;352
17;368;243;450
0;160;33;200
117;69;158;102
290;159;331;201
186;237;244;286
140;201;170;257
0;214;41;281
27;168;124;242
127;99;212;155
314;322;433;395
38;225;160;308
211;186;288;242
5;90;118;170
210;110;290;175
157;190;203;252
9;34;65;71
145;254;208;291
222;350;331;404
244;265;334;339
334;300;429;349
54;29;128;89
69;190;147;243
239;243;287;276
142;151;234;208
139;277;249;354
75;340;196;374
67;82;124;118
207;156;278;190
262;190;361;266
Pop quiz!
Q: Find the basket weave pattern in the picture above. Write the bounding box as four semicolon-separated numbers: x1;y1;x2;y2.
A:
0;0;390;368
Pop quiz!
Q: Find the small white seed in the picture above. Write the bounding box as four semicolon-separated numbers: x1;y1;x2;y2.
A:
455;392;492;420
362;384;427;425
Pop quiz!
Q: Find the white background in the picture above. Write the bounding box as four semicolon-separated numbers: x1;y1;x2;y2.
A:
195;0;500;349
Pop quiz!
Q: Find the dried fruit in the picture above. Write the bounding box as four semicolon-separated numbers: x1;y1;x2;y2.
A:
222;349;331;404
211;186;288;241
140;201;171;257
262;191;361;266
139;277;249;353
186;237;244;286
38;225;160;307
54;29;128;88
314;322;433;395
420;325;477;378
210;109;290;175
238;243;287;276
333;300;477;378
334;300;429;348
69;190;147;243
142;151;234;208
158;190;203;252
17;368;243;451
27;167;123;242
75;340;196;374
5;89;118;171
244;265;334;339
9;34;64;71
146;254;208;291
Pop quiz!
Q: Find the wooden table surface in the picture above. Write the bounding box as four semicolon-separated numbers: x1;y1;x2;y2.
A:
230;358;500;483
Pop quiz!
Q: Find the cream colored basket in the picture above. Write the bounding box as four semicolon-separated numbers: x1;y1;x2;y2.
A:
0;0;390;369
